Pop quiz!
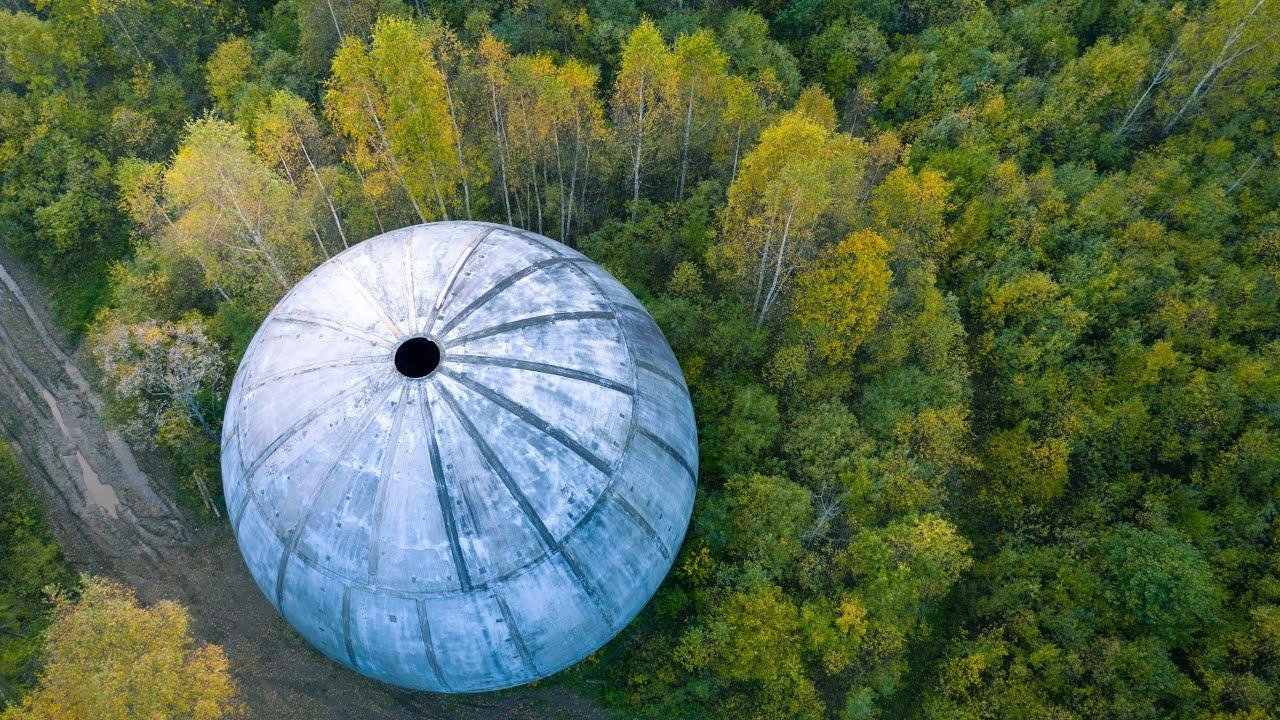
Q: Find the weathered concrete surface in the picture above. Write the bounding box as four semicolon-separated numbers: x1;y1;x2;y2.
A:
224;221;698;692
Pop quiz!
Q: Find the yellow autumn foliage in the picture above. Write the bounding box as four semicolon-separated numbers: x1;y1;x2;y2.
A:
792;228;893;364
2;577;240;720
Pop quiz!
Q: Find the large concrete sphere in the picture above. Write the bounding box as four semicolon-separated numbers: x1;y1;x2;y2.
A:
221;221;697;692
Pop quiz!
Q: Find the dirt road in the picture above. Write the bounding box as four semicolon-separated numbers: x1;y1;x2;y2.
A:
0;246;611;720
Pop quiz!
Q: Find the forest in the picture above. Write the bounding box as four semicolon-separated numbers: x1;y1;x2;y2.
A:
1;0;1279;717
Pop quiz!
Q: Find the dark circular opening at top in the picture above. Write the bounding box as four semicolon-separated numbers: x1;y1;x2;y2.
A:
395;337;441;378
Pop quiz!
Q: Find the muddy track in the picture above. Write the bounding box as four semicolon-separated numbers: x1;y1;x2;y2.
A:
0;245;611;720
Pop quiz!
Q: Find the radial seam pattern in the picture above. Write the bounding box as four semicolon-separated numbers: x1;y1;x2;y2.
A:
439;368;613;475
367;392;410;583
448;354;634;395
435;382;615;625
274;379;400;606
435;256;595;338
225;221;698;693
335;258;403;338
233;375;382;534
241;373;380;478
403;227;418;330
270;313;396;347
420;382;473;592
415;599;451;690
445;310;616;346
494;591;538;676
342;586;357;666
422;226;499;332
242;354;388;394
638;427;696;482
435;382;561;549
614;495;671;560
636;360;691;397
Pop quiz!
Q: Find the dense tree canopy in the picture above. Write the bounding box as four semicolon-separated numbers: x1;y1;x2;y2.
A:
0;444;70;702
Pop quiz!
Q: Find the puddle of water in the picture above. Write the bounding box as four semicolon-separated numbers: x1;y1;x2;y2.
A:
36;385;121;518
75;451;121;519
36;386;71;438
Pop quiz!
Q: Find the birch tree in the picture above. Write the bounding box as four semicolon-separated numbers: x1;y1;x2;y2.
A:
1159;0;1280;134
477;34;515;225
115;157;231;307
475;38;605;241
670;30;730;201
611;19;673;220
325;17;465;224
720;75;768;183
254;90;350;254
554;58;608;241
162;117;316;301
715;105;866;325
420;18;483;220
1114;40;1178;141
503;53;557;233
368;17;465;221
325;33;420;223
295;0;404;79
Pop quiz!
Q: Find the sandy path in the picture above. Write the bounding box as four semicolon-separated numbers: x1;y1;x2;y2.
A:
0;246;610;720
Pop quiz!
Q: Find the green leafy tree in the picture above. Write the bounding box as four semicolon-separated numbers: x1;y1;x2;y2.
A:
611;19;673;219
676;583;823;720
0;444;71;699
161;116;316;301
326;16;465;224
721;473;813;577
714;104;866;324
1100;524;1221;644
791;229;893;365
1;577;240;720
